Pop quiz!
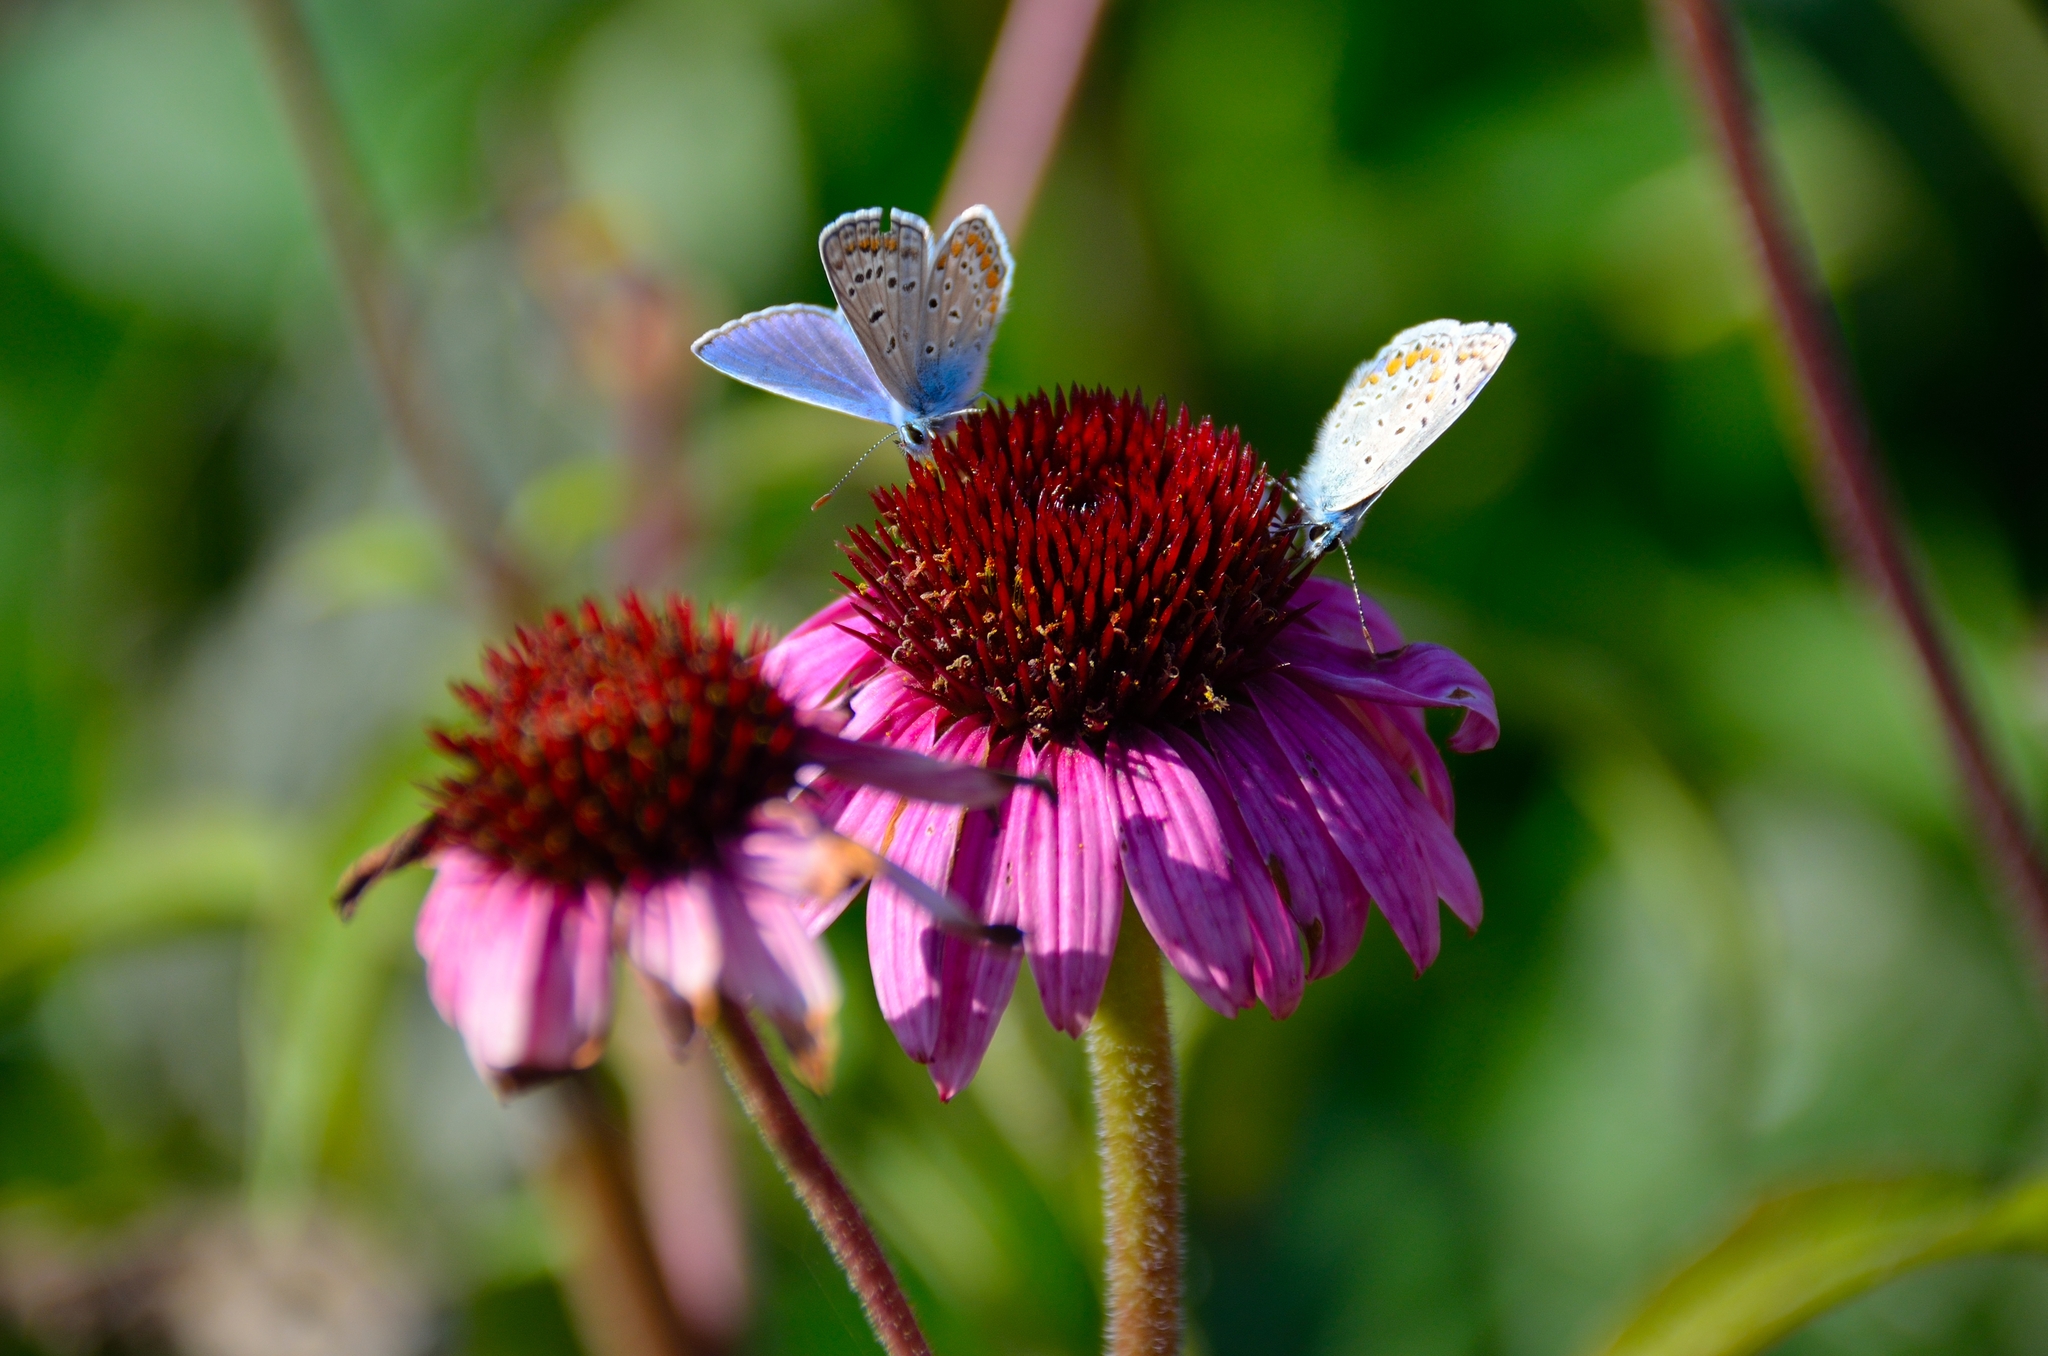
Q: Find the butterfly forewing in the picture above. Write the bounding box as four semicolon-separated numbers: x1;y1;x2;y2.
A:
689;303;903;425
914;207;1014;414
1298;319;1515;518
820;207;932;416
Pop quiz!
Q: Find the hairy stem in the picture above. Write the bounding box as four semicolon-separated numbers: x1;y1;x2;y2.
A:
708;1009;933;1356
1087;908;1182;1356
241;0;536;620
1658;0;2048;959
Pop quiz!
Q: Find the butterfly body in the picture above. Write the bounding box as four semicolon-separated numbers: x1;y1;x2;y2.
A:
692;206;1014;455
1297;319;1515;554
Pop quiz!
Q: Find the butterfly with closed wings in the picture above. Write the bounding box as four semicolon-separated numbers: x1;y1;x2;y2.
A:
1289;319;1514;650
1296;319;1515;556
691;205;1014;505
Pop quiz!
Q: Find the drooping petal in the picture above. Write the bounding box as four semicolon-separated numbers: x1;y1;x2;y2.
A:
1004;738;1124;1036
623;873;723;1035
927;796;1024;1099
795;726;1034;808
1248;674;1441;970
1161;728;1303;1019
709;866;842;1088
1288;576;1405;650
416;849;615;1091
759;596;883;710
1333;698;1484;931
866;721;984;1063
1346;697;1455;826
800;702;945;932
1105;727;1258;1016
1269;626;1499;753
1201;705;1370;979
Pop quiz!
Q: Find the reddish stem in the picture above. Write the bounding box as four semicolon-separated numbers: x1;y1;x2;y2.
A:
1658;0;2048;953
938;0;1110;237
708;1010;933;1356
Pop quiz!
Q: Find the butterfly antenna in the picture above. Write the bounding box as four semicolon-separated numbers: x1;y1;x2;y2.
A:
811;429;900;511
1336;537;1376;657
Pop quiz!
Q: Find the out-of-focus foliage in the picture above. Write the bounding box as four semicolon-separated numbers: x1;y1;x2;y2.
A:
0;0;2044;1353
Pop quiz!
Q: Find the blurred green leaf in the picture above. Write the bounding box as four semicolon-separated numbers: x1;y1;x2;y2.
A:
0;809;302;983
1885;0;2048;234
1595;1173;2048;1356
1584;101;1921;354
286;510;455;612
504;456;626;571
247;761;437;1201
0;0;313;329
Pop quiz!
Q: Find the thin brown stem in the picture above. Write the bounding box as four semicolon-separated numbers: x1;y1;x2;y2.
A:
241;0;538;620
708;1010;932;1356
543;1076;721;1356
937;0;1110;237
1086;909;1181;1356
1657;0;2048;959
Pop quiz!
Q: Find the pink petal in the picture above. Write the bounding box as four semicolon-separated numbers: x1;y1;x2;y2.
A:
801;703;947;932
796;726;1028;808
709;867;841;1044
1002;739;1124;1036
1248;674;1441;971
845;669;937;742
623;874;723;1025
759;596;883;710
1348;698;1456;826
1269;627;1499;753
927;795;1024;1099
416;849;615;1090
1161;728;1304;1019
1105;727;1258;1016
1200;706;1371;979
866;721;984;1062
1289;576;1405;650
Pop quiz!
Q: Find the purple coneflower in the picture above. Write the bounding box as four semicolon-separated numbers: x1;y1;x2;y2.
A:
342;595;1023;1094
766;390;1499;1097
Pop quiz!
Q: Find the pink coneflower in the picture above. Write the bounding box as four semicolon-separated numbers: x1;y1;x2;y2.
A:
340;595;1025;1094
766;390;1499;1097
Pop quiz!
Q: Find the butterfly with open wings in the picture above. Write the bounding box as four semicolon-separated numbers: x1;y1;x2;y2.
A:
692;206;1014;501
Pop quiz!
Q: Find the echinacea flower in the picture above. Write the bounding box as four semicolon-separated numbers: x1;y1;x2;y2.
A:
339;595;1027;1094
766;390;1498;1097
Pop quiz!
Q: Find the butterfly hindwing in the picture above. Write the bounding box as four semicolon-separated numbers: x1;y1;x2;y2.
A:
915;206;1014;415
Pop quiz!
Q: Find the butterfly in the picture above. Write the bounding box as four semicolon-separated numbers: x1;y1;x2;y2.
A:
691;205;1014;500
1295;319;1515;556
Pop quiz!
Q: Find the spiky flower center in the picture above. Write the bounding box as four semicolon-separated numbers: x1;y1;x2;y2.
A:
431;596;800;884
843;389;1307;745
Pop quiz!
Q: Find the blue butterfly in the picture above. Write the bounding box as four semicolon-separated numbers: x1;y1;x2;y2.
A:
692;206;1014;470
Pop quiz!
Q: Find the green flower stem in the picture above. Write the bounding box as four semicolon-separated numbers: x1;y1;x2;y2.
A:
1087;907;1183;1356
708;1009;933;1356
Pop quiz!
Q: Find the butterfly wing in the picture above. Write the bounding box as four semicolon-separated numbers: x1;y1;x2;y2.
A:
691;303;905;426
819;207;933;417
1297;319;1516;532
910;205;1014;416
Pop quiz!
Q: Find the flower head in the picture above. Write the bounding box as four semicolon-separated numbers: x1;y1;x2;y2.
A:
769;390;1499;1097
345;595;1024;1094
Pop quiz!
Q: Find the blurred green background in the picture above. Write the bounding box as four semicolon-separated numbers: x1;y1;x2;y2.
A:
1;0;2046;1352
